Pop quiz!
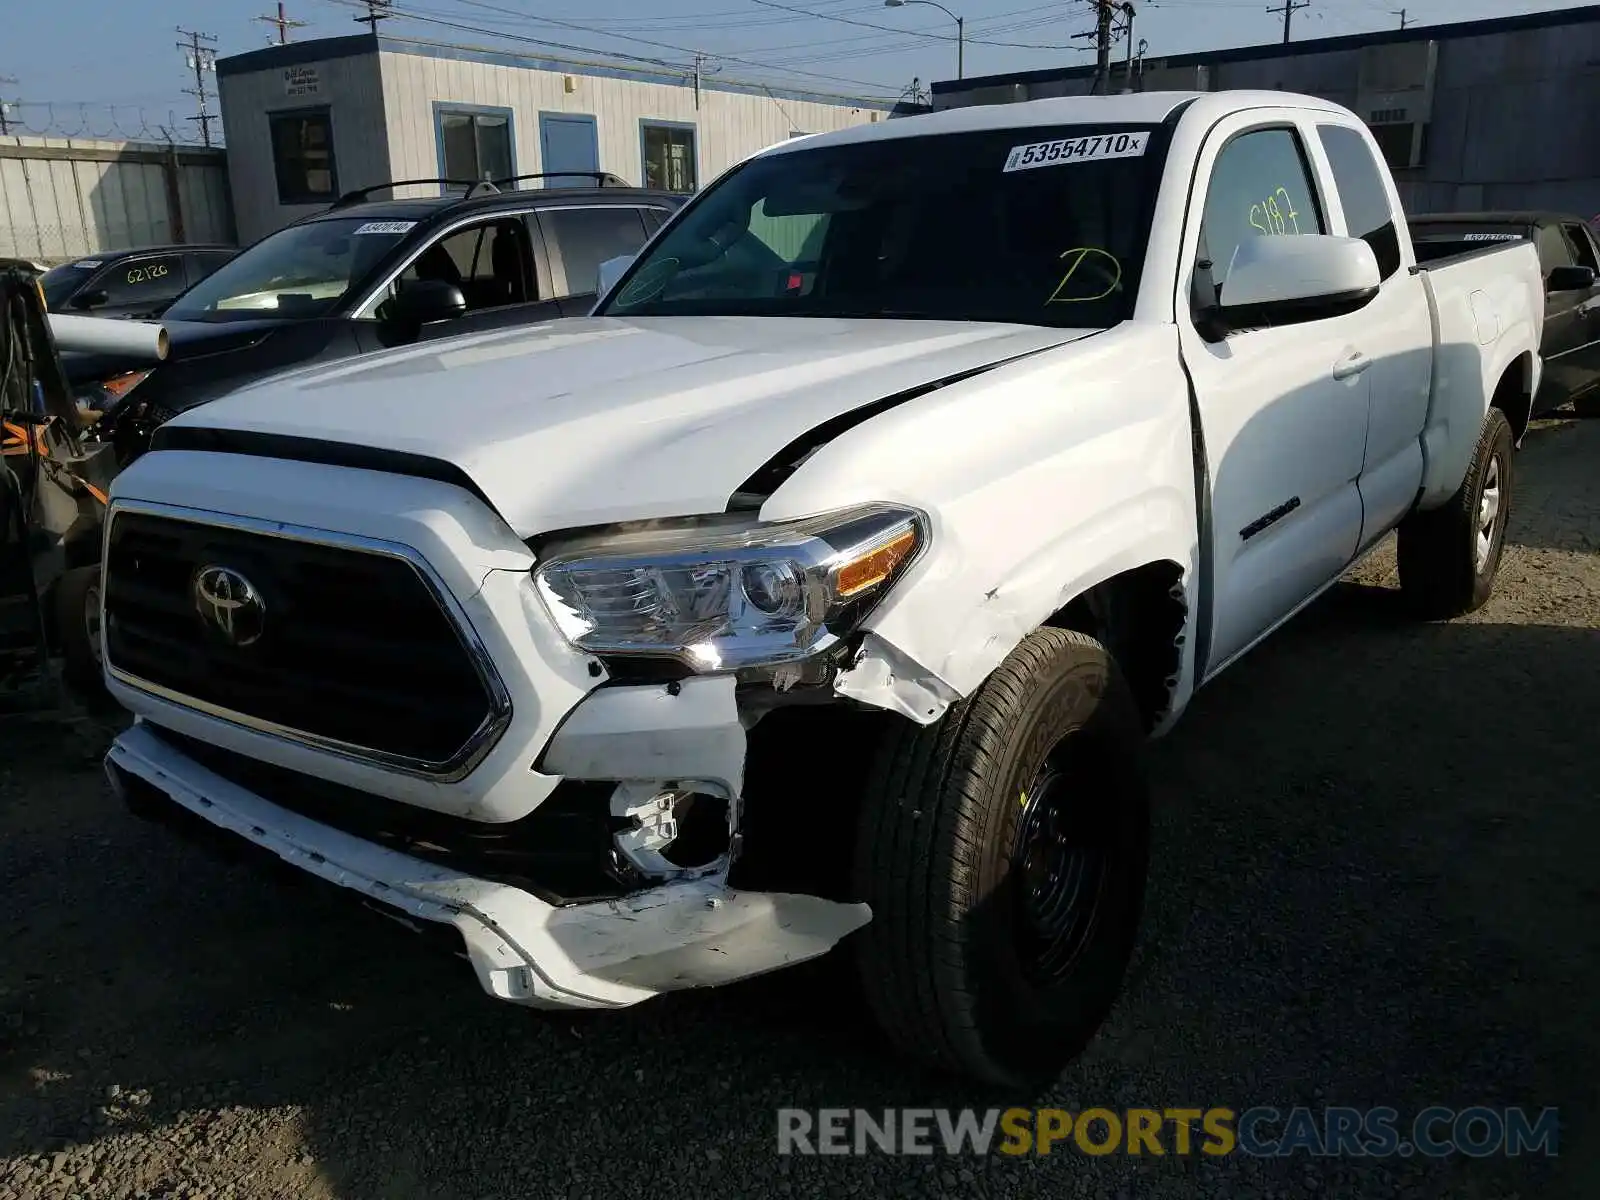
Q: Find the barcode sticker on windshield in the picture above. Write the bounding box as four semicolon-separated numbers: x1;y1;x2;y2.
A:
72;260;102;269
1004;131;1150;172
1461;232;1521;242
352;221;416;235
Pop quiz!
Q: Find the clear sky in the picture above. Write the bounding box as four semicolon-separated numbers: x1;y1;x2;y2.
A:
0;0;1590;133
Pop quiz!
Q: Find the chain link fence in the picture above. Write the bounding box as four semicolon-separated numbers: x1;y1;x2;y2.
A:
0;102;224;147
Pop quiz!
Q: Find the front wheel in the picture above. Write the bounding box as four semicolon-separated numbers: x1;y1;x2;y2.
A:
55;564;114;708
851;628;1150;1088
1396;407;1515;620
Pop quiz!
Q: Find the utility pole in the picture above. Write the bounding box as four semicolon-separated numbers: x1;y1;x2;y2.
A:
175;28;219;147
690;51;722;110
257;3;307;44
1071;1;1117;95
1119;2;1136;93
0;77;17;137
1268;0;1309;43
1393;8;1408;29
355;0;393;35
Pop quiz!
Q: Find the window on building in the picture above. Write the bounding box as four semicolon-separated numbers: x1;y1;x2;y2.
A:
539;206;650;296
1367;122;1425;172
1317;124;1401;281
438;108;514;189
269;109;338;205
1198;126;1326;295
642;123;697;193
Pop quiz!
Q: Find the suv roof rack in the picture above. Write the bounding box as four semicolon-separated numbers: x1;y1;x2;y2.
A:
476;171;633;195
328;178;492;208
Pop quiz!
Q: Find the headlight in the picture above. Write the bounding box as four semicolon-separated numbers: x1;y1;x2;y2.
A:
534;504;925;671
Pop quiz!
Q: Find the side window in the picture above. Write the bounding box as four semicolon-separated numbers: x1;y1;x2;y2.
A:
1316;124;1401;280
642;122;697;194
184;251;234;287
747;199;829;264
1535;225;1573;276
384;219;531;314
94;254;186;307
1198;127;1326;296
1560;223;1599;275
539;206;649;297
269;109;338;206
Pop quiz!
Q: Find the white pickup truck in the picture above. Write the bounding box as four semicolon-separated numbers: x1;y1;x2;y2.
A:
100;90;1542;1087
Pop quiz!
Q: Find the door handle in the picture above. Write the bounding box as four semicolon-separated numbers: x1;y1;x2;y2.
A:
1333;349;1372;381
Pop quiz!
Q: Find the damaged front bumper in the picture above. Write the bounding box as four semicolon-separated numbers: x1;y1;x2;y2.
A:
106;721;871;1009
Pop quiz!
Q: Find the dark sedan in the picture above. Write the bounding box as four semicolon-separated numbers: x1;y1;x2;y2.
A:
39;244;238;320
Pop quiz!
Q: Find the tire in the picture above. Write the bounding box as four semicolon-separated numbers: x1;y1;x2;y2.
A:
1396;407;1514;620
851;627;1151;1088
55;564;111;703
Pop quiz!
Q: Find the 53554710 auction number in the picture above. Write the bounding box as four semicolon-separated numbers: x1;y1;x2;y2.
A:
1003;132;1150;173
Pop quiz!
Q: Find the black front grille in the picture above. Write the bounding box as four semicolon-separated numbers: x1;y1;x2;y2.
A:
104;509;501;769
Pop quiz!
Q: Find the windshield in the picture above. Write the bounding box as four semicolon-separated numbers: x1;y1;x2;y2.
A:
40;261;100;309
597;123;1168;327
164;217;413;322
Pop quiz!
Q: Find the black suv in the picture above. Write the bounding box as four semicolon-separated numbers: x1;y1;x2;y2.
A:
41;245;239;320
79;172;685;466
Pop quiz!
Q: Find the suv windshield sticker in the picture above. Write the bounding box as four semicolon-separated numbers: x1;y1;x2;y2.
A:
1004;131;1150;173
352;221;417;235
72;260;102;269
1460;232;1521;241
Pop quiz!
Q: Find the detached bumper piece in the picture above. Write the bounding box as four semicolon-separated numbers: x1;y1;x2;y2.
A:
106;722;871;1010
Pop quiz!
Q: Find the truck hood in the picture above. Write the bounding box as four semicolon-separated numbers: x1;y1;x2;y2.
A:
158;315;1096;536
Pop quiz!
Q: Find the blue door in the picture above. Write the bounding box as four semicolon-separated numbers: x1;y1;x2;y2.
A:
539;113;600;187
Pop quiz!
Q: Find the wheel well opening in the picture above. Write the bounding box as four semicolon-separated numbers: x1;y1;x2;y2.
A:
1045;561;1187;732
1492;352;1534;443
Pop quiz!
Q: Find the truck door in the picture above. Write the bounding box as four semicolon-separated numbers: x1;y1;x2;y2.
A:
1176;116;1371;676
1532;222;1590;413
1553;221;1600;406
1311;122;1434;551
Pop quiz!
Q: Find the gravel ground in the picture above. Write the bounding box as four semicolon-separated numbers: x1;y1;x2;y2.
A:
2;416;1597;1200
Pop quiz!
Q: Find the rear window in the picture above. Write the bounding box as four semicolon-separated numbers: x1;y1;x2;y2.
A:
1316;125;1401;280
1407;222;1528;266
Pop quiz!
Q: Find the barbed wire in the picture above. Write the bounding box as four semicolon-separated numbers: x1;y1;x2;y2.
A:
0;102;224;148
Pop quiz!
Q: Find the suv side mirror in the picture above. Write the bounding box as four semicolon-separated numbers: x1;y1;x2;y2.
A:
1546;265;1595;293
1207;234;1381;336
71;289;109;311
386;279;468;328
597;254;634;296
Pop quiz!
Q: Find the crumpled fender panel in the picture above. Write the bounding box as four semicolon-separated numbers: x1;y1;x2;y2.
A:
757;322;1201;725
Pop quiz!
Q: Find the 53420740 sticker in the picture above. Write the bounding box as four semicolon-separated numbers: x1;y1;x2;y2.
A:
352;221;417;235
1003;131;1150;173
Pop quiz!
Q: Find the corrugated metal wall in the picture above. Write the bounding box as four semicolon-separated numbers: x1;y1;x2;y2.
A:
0;136;233;263
932;15;1600;218
218;51;392;244
376;48;885;198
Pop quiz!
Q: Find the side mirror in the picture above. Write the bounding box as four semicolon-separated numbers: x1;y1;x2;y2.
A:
71;289;109;311
1546;265;1595;293
1209;234;1381;335
386;279;468;328
597;254;634;296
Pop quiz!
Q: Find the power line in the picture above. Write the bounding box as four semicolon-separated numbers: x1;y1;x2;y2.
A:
258;2;309;43
1267;0;1310;42
320;0;900;96
175;28;219;147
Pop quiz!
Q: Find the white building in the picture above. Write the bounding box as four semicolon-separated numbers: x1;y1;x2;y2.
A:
216;32;893;244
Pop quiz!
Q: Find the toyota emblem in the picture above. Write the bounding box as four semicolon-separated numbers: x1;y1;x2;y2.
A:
192;565;266;647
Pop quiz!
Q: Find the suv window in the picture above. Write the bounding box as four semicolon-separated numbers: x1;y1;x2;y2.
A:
1199;128;1325;289
389;218;533;311
539;206;649;296
1317;124;1401;280
94;253;186;308
1561;223;1599;275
